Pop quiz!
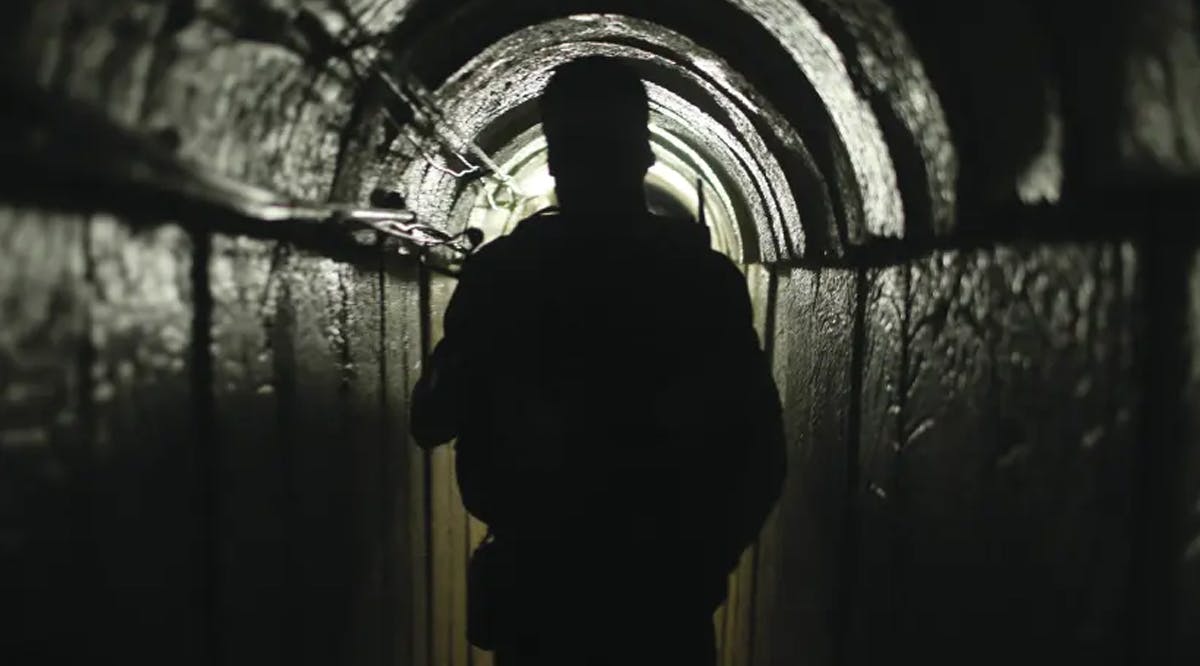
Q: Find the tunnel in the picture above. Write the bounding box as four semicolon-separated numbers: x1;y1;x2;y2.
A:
3;0;1200;665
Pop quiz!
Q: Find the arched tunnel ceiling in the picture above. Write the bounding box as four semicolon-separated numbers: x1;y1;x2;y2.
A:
720;0;906;241
396;16;813;263
382;0;959;256
14;0;1200;257
804;0;957;232
13;0;963;262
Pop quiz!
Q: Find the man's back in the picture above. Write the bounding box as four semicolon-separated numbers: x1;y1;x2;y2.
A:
409;56;784;665
421;210;782;590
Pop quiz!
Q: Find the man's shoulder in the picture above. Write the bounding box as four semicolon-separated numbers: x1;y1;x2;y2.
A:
648;214;713;252
474;209;562;255
459;213;555;269
462;208;732;274
511;208;714;249
642;216;740;277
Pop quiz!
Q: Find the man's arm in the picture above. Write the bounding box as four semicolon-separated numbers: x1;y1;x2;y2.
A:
411;338;466;448
708;256;788;571
410;259;487;449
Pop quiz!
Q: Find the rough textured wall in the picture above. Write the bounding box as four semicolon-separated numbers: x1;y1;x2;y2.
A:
1177;250;1200;665
854;245;1140;665
0;213;200;663
749;243;1142;666
1;1;429;664
1;208;92;658
753;267;856;666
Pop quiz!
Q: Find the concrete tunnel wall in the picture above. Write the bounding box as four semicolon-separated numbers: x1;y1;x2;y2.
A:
1;1;1199;665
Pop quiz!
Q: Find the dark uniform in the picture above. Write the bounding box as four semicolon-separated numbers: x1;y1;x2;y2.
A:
412;208;785;666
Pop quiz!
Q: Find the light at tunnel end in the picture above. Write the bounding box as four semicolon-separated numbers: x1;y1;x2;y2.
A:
402;14;813;265
464;122;743;259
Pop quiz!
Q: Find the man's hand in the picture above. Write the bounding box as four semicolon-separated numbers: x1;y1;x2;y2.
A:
411;340;468;448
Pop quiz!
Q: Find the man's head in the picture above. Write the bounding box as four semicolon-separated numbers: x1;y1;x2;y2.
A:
539;57;654;213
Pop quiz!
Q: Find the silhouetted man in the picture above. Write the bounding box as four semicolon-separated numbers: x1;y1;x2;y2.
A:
412;57;785;666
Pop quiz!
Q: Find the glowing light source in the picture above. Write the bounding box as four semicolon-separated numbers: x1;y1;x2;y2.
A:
465;121;742;259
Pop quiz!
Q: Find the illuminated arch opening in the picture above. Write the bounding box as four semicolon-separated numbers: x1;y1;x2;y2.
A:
464;115;745;260
398;14;812;264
